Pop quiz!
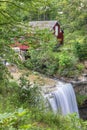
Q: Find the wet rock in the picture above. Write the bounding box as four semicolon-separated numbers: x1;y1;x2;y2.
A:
79;100;87;120
79;108;87;120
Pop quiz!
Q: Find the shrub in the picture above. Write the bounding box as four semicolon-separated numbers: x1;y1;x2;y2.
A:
73;42;87;61
0;108;31;129
76;93;87;106
58;51;77;76
34;111;87;130
76;63;84;72
25;50;59;76
24;30;59;76
18;74;42;107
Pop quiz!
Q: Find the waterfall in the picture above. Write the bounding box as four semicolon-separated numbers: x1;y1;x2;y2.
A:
47;82;79;116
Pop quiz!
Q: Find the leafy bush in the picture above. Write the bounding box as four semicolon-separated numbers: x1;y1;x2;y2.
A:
34;111;87;130
0;108;39;130
0;109;87;130
25;49;59;76
76;63;84;73
0;81;20;112
73;42;87;60
24;30;59;76
59;52;75;69
24;30;86;78
18;74;42;107
58;51;78;76
76;93;87;106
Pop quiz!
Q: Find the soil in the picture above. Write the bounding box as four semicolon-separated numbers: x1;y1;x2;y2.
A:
7;65;56;87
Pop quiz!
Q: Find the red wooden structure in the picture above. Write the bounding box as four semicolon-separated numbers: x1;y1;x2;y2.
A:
11;42;29;51
29;21;64;45
53;22;64;44
11;21;64;51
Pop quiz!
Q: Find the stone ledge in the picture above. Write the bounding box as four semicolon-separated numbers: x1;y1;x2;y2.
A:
71;81;87;86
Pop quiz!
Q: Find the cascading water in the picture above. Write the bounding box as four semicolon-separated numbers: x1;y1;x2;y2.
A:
46;82;79;116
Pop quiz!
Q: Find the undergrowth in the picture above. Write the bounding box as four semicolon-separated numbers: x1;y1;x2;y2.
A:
0;80;87;130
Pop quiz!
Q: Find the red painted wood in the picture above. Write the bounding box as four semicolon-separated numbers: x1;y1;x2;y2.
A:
53;22;64;44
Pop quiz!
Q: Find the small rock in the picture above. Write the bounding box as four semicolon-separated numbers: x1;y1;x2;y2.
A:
82;74;87;77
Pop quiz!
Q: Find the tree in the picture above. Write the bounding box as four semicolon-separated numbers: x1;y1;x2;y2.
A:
55;0;87;45
0;0;29;85
0;0;87;84
22;0;87;46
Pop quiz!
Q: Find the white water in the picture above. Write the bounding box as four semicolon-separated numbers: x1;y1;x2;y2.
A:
47;82;79;116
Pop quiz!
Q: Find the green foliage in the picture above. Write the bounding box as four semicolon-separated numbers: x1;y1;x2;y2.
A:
25;50;59;76
0;62;9;88
25;38;80;77
76;94;87;106
59;113;87;130
32;111;87;130
56;0;87;46
0;108;87;130
0;1;87;129
0;81;20;113
18;74;42;107
0;108;30;130
73;42;87;60
0;77;42;112
0;0;87;80
24;29;59;76
58;51;77;76
76;63;84;72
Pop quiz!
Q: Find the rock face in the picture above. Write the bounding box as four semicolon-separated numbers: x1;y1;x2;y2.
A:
66;72;87;95
72;81;87;95
71;75;87;120
79;100;87;120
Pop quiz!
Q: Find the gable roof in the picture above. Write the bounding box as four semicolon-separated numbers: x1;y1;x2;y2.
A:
29;21;58;30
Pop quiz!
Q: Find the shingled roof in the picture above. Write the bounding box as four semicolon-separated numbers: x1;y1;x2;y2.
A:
29;21;58;30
